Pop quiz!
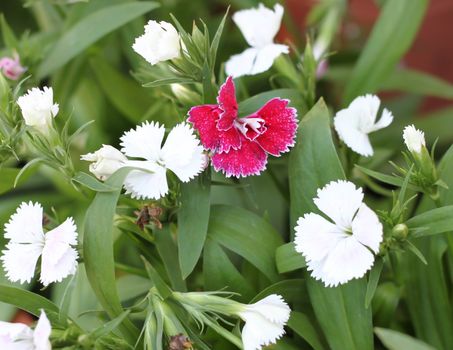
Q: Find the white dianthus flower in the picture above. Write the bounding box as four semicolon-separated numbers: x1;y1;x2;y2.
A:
17;87;59;132
334;94;393;157
294;180;383;287
81;145;127;181
403;124;426;154
1;202;78;286
225;4;289;78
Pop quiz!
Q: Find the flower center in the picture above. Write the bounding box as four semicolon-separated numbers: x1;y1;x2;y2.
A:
235;117;267;141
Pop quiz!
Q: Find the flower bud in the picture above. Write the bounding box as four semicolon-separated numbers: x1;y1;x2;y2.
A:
17;86;59;133
403;125;425;154
132;20;181;65
392;223;409;240
0;54;26;80
81;145;127;181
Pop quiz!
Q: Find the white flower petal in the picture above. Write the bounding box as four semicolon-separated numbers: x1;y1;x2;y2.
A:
334;107;374;157
17;86;58;131
247;294;291;324
132;20;180;65
294;213;346;262
313;180;363;230
0;321;34;349
81;145;127;181
1;242;43;284
160;123;205;182
40;218;78;286
372;108;393;131
233;4;284;48
403;124;425;154
225;48;259;78
241;312;286;350
351;203;383;253
120;121;165;160
4;202;44;244
334;95;393;157
317;236;375;287
33;311;52;350
123;160;168;200
225;43;288;78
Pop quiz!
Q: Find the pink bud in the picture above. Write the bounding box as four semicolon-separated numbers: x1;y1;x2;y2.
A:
0;54;26;80
316;59;328;80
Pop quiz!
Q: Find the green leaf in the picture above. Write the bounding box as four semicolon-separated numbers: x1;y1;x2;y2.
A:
275;242;306;273
89;310;131;339
83;167;139;343
178;170;211;279
375;328;436;350
288;312;326;350
143;77;194;88
238;89;303;117
208;205;283;282
381;69;453;99
154;225;186;291
0;14;19;50
142;257;172;300
37;2;159;78
365;258;384;308
0;167;36;195
72;172;117;192
344;0;428;103
203;238;255;301
355;165;420;191
288;99;373;350
0;285;66;327
407;206;453;238
90;56;150;123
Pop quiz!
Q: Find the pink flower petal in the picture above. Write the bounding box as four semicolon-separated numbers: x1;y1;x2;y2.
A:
188;104;241;153
254;98;298;156
212;136;267;177
216;76;238;131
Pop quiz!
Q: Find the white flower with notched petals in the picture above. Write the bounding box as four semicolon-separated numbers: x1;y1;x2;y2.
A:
17;87;59;132
238;294;291;350
225;4;289;78
1;202;78;286
119;122;205;200
403;124;425;154
0;310;51;350
81;145;128;181
334;94;393;157
294;180;383;287
133;20;181;65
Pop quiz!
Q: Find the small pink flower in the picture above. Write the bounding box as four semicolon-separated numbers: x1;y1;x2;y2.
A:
188;77;298;177
0;54;26;80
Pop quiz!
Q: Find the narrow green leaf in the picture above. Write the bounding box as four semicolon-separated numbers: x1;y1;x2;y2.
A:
0;285;65;327
154;225;186;291
406;206;453;237
365;258;384;308
72;172;117;192
275;242;306;273
143;77;194;88
0;14;19;50
344;0;428;102
405;241;427;265
84;167;139;343
289;99;373;350
178;169;211;279
203;238;255;301
355;165;420;191
89;310;131;339
90;56;150;123
208;205;283;282
142;257;172;300
288;312;326;350
37;2;159;77
209;8;229;67
375;327;436;350
0;166;37;194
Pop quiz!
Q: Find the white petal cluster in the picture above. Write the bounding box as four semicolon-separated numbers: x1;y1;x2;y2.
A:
81;145;127;181
403;124;426;154
132;20;181;65
1;202;78;286
334;94;393;157
17;87;59;132
225;4;289;78
0;310;51;350
294;180;383;287
238;294;291;350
